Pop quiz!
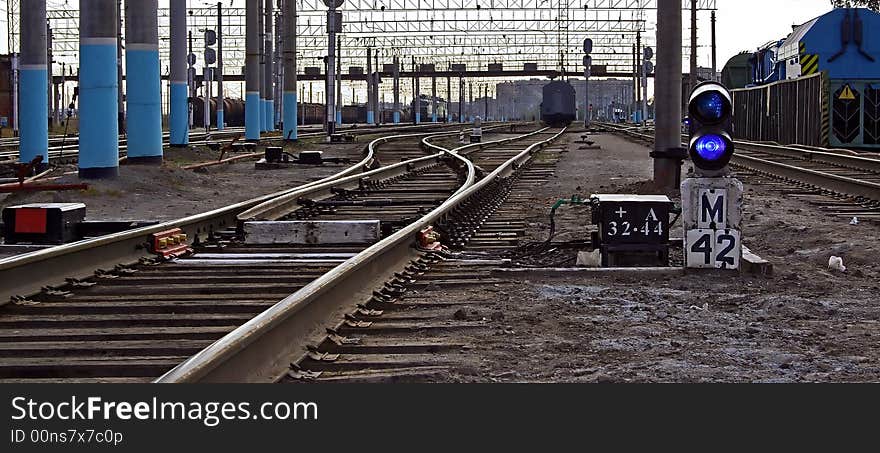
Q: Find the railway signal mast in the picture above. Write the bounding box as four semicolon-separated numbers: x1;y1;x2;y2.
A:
583;38;592;128
681;81;743;270
324;0;344;140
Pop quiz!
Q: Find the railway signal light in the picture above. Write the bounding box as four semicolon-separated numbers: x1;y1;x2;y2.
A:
687;81;735;174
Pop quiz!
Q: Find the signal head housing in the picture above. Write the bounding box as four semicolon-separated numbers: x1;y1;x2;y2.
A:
687;81;735;175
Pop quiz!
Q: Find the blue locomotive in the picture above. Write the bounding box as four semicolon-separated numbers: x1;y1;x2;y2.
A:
541;80;576;127
723;7;880;148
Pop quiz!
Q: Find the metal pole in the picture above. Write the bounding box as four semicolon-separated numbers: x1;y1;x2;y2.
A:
12;54;19;136
690;0;698;92
336;35;342;125
170;0;188;146
391;55;399;124
366;47;373;125
283;0;298;140
217;2;224;130
124;0;162;164
188;31;194;128
446;76;451;123
79;0;119;178
48;23;56;128
375;51;380;124
458;75;463;123
413;58;420;124
19;0;48;167
636;31;642;124
711;10;717;80
245;0;261;140
326;6;338;136
654;0;684;190
117;0;124;134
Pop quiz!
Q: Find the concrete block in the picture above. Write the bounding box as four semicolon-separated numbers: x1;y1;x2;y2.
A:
244;220;381;245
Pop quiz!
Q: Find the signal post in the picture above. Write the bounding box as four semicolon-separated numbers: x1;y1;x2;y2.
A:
682;82;743;270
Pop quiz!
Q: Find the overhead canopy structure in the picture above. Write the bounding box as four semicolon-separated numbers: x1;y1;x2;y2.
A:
6;0;717;77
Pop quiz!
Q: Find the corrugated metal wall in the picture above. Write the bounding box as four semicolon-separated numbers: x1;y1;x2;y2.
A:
731;72;825;146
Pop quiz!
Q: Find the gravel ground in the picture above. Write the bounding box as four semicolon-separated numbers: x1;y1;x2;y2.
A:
438;131;880;383
0;140;369;222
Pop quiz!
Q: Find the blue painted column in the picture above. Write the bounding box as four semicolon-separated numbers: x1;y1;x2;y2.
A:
216;2;225;131
282;0;297;140
245;0;261;141
78;0;119;178
263;0;274;132
125;0;162;164
169;0;188;146
19;1;48;169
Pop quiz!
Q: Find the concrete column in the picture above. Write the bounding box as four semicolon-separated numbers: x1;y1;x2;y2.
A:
264;0;274;131
446;77;451;122
431;76;437;123
282;0;298;140
217;2;225;130
246;0;261;140
79;0;119;178
125;0;162;164
258;0;266;132
413;66;420;124
392;56;400;124
19;0;48;168
366;47;374;125
458;76;463;123
654;0;684;190
170;0;188;146
468;82;473;122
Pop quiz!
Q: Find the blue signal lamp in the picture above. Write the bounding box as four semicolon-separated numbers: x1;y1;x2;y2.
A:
687;81;735;175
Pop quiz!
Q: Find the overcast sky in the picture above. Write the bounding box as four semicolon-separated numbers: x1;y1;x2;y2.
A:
712;0;832;67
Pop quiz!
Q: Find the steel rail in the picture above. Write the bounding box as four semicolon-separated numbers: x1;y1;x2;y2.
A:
731;153;880;202
236;124;518;220
0;123;482;304
599;121;880;202
156;127;564;383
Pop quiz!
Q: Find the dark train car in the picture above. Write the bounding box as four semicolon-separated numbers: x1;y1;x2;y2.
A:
341;105;367;124
192;98;245;127
541;80;576;127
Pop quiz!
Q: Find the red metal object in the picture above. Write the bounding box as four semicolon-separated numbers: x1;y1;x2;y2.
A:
150;228;192;258
417;226;442;251
13;208;48;234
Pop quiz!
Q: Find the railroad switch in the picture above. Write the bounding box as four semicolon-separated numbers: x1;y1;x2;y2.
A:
150;228;192;259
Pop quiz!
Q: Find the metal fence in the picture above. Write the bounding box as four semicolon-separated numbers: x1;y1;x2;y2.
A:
731;72;826;146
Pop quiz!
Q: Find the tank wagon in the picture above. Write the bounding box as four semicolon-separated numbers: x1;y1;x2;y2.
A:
541;80;576;127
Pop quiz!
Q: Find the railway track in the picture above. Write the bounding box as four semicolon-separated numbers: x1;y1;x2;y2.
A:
599;123;880;214
0;124;562;383
0;122;469;172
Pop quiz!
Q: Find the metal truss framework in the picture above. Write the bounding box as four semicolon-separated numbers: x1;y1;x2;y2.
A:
19;0;715;75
